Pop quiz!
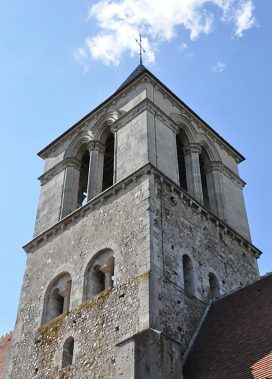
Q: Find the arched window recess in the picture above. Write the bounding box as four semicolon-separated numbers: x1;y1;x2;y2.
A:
83;250;115;301
62;337;74;368
182;254;195;296
41;272;72;325
209;272;220;300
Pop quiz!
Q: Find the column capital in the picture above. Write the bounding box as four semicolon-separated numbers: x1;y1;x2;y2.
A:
88;140;105;154
184;143;202;155
64;157;81;170
110;124;119;133
205;161;222;174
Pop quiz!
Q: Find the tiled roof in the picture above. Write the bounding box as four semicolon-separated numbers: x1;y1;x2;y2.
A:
183;274;272;379
0;332;12;379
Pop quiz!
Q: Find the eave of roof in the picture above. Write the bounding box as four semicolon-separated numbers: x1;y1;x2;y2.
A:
38;65;245;162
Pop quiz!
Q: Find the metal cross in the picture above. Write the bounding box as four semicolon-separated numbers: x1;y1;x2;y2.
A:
135;34;145;66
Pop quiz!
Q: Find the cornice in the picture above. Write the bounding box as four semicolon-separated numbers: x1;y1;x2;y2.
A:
25;163;261;259
206;161;246;188
38;80;148;159
38;158;81;185
152;83;243;164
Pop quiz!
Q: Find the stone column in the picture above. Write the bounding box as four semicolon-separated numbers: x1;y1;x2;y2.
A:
87;141;105;201
62;280;72;313
184;143;203;203
60;158;81;218
111;125;118;185
206;162;225;220
100;258;114;289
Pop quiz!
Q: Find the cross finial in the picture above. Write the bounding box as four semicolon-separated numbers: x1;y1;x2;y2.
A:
135;34;145;66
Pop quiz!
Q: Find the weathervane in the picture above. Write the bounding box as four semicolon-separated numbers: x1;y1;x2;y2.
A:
135;34;145;66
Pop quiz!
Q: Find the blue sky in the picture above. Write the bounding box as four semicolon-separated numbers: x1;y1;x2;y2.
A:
0;0;271;336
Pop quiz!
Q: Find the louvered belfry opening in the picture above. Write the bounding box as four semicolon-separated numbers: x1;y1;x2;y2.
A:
102;133;114;191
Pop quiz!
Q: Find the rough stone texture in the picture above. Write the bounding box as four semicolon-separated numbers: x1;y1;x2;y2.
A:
6;169;260;379
7;177;151;379
0;333;12;379
5;66;262;379
148;173;258;357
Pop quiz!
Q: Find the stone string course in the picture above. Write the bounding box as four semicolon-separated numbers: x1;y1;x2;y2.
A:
24;164;261;259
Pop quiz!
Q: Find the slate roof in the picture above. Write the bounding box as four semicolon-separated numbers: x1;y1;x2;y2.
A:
115;64;147;92
183;274;272;379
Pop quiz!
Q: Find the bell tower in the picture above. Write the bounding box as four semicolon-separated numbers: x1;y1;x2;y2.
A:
5;65;261;379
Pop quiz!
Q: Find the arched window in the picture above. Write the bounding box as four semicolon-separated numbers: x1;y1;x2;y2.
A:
199;149;210;209
182;255;195;296
77;150;90;207
83;250;114;301
209;272;220;299
102;133;114;191
176;133;187;191
62;337;74;368
42;272;72;324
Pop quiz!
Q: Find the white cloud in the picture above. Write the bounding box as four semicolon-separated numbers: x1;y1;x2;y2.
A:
235;1;256;37
77;0;256;66
212;61;227;73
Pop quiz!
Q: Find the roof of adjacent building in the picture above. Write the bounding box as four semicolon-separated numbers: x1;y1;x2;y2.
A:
0;332;12;379
183;273;272;379
37;64;245;162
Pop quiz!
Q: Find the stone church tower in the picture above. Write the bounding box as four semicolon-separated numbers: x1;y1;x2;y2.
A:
5;65;261;378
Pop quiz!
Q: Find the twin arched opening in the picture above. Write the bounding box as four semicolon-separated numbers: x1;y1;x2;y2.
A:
41;250;115;326
83;249;115;301
41;272;72;325
61;128;115;218
176;128;214;211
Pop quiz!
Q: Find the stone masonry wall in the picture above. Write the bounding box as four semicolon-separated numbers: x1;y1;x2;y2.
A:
149;172;259;357
6;177;150;379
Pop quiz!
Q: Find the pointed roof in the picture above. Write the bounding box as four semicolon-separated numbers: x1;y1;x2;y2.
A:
38;64;245;163
115;64;148;92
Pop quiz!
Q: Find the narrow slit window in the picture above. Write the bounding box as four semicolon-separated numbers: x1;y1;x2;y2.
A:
182;255;195;296
209;272;220;299
62;337;74;368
